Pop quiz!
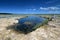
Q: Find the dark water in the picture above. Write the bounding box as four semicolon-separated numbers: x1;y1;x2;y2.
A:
16;16;46;33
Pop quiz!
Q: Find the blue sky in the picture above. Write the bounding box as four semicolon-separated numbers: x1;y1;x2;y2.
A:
0;0;60;14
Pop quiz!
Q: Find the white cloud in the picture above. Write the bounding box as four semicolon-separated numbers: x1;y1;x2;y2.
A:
40;7;60;11
40;7;49;10
33;9;36;11
28;8;36;11
49;7;60;10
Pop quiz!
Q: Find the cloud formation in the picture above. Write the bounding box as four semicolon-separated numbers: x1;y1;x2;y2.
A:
40;7;60;11
28;8;36;11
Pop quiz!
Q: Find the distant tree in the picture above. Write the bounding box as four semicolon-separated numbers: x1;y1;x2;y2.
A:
0;13;13;15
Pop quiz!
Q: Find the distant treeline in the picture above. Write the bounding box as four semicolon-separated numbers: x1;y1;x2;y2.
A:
0;13;60;15
0;13;13;15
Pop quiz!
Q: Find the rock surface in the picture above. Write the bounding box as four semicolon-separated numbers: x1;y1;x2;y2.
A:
0;16;60;40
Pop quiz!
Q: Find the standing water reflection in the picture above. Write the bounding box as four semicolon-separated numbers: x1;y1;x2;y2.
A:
16;16;47;34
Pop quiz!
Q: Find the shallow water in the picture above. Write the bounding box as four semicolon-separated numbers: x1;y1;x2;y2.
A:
16;16;46;33
18;16;46;24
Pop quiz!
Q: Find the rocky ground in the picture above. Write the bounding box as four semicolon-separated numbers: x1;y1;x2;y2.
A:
0;16;60;40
